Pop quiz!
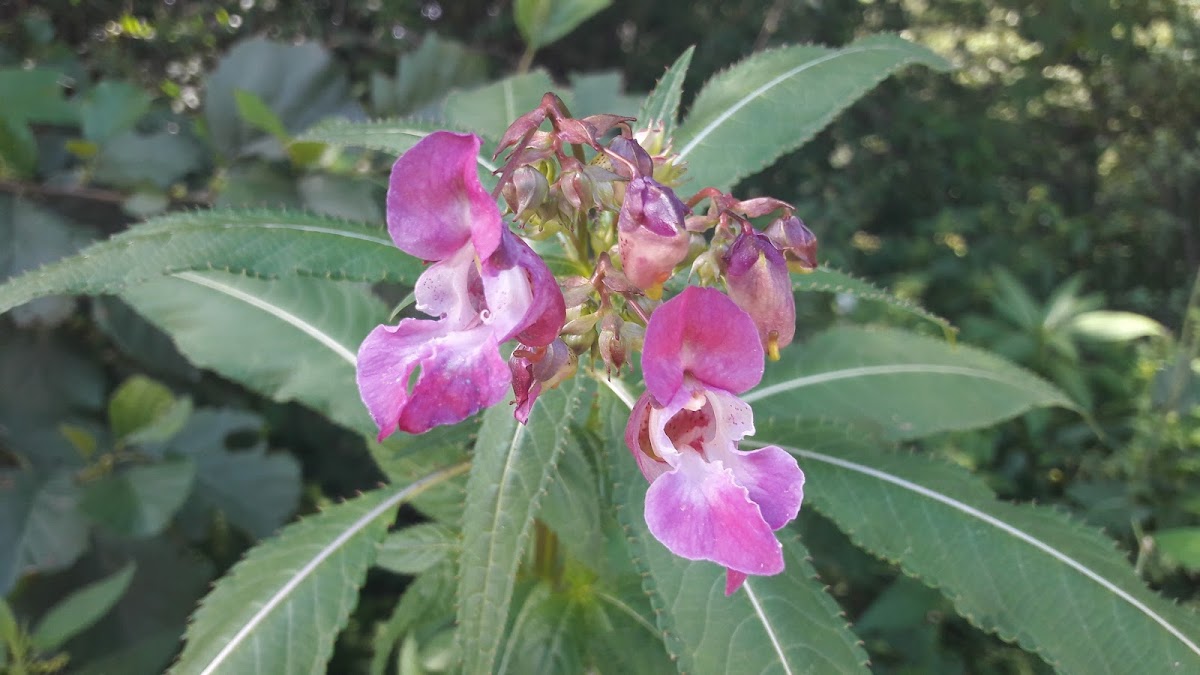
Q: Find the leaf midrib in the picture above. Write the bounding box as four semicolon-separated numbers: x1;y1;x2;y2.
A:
743;363;1058;404
677;44;896;159
193;462;471;675
173;272;358;366
746;440;1200;659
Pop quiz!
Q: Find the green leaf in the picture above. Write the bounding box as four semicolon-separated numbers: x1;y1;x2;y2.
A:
169;464;469;675
168;409;301;539
371;33;488;117
119;271;384;437
81;81;152;144
794;266;954;335
298;118;500;190
496;583;584;674
370;563;457;675
444;70;556;140
376;523;458;575
1153;528;1200;572
674;34;950;191
371;423;474;525
0;470;89;594
1070;310;1170;342
92;130;207;190
569;71;639;119
204;37;361;159
514;0;612;50
0;196;95;326
234;89;291;141
636;46;694;137
0;68;77;125
753;420;1200;674
746;326;1076;440
30;563;136;652
0;115;37;177
82;459;196;538
108;375;183;442
599;384;870;675
298;174;384;223
539;429;604;566
456;377;594;675
0;209;420;319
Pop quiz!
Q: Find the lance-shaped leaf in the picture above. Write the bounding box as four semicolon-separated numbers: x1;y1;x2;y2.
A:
31;563;136;653
752;420;1200;674
444;70;556;140
746;326;1076;440
456;377;594;674
169;463;469;675
674;34;950;191
117;272;470;518
376;523;458;575
120;271;380;436
794;266;954;336
636;46;694;137
599;383;870;674
299;119;500;175
0;210;421;317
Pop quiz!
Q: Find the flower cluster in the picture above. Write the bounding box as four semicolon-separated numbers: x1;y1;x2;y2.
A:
356;93;816;593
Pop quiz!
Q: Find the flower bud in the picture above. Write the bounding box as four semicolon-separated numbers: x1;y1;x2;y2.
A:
607;136;654;178
509;339;576;423
501;165;549;220
560;276;594;308
765;215;818;272
723;231;795;359
617;177;689;291
598;312;626;373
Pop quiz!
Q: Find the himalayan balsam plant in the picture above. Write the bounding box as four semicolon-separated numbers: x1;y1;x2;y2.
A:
1;34;1198;675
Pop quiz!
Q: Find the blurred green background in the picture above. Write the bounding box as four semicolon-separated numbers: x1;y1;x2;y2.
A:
1;0;1197;672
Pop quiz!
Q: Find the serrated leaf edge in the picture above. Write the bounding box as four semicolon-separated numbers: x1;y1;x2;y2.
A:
181;461;470;675
751;440;1200;660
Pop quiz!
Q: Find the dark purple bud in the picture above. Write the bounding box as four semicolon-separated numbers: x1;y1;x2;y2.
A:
510;339;576;423
617;177;689;291
607;136;654;178
765;215;818;272
723;231;795;359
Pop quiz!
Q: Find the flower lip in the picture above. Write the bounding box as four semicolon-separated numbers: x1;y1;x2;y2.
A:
641;286;764;406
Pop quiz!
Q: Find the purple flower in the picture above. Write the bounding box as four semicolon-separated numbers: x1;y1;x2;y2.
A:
617;176;690;292
356;132;565;438
625;286;805;594
723;230;796;358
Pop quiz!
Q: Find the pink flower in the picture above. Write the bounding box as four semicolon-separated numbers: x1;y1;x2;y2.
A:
617;176;689;291
723;229;796;357
625;286;805;594
356;132;565;438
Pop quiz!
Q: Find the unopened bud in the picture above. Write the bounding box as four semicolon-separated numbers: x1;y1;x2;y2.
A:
598;313;626;372
607;136;654;178
502;166;549;220
765;215;818;272
617;177;689;290
723;231;796;353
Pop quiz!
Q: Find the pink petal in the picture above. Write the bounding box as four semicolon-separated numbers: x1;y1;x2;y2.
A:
709;443;804;531
483;230;565;347
412;246;480;329
724;232;796;351
356;320;510;437
642;287;764;404
643;452;784;577
725;569;748;596
387;131;502;262
625;392;672;483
